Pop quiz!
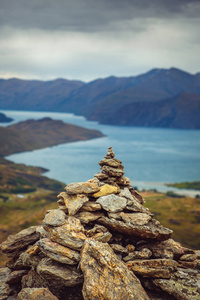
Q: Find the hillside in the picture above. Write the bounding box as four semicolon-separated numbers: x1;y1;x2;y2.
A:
0;157;65;266
0;78;84;111
0;112;13;123
0;117;104;156
0;68;200;128
97;92;200;129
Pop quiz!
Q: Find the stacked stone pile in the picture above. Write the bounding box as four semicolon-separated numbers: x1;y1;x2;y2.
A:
1;147;200;300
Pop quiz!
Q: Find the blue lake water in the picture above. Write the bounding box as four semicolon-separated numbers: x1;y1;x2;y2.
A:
1;109;200;196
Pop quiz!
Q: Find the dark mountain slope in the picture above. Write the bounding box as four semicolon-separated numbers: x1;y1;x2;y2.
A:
0;78;85;111
100;92;200;129
86;68;200;122
59;76;139;115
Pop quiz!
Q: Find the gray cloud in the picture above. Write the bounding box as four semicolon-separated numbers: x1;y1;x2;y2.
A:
0;0;199;32
0;0;199;81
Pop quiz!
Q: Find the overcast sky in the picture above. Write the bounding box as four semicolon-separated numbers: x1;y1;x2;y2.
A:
0;0;199;81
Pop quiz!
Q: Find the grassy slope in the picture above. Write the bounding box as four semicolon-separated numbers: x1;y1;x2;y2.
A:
166;181;200;190
0;158;65;266
0;117;104;156
142;191;200;249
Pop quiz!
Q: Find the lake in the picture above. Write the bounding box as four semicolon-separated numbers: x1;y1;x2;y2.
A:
1;109;200;196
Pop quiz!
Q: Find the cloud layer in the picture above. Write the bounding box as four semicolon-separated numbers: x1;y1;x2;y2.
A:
0;0;199;81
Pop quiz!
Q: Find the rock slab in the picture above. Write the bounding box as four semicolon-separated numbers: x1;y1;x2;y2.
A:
80;239;150;300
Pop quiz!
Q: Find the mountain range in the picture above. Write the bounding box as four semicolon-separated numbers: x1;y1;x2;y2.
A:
0;68;200;129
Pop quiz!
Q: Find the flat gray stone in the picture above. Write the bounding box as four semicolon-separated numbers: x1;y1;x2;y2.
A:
43;210;66;226
120;212;152;226
96;194;127;213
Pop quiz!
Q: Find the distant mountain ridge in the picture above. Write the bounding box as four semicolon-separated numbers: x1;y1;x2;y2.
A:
0;68;200;129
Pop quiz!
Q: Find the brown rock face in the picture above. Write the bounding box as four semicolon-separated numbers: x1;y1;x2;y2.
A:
0;267;13;300
80;239;150;300
1;226;40;258
1;147;200;300
36;258;83;288
57;192;89;216
98;216;172;240
17;287;59;300
126;259;178;278
37;238;80;265
65;181;100;195
44;217;86;251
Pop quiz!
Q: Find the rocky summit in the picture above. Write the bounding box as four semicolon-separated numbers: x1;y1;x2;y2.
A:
0;147;200;300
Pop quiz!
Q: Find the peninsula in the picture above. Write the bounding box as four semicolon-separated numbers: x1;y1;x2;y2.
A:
0;117;104;156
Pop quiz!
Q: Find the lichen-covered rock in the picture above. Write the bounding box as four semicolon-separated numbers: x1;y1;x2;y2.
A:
138;238;193;259
0;226;40;258
153;268;200;300
120;212;152;226
6;249;43;270
92;184;118;198
57;192;89;216
80;239;150;300
6;269;28;284
17;287;59;300
0;267;12;300
37;238;80;265
127;259;178;278
94;172;108;180
37;258;83;288
110;244;129;255
123;248;152;262
80;201;101;212
98;216;173;240
22;270;84;300
65;181;100;195
96;194;127;213
90;231;113;243
43;210;66;226
99;158;122;168
86;224;108;236
74;211;104;224
44;217;86;251
101;165;125;177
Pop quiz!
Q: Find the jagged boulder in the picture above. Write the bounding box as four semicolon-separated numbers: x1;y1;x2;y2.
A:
0;147;200;300
80;239;150;300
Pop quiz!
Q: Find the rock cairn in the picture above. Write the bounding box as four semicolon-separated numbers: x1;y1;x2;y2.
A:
1;147;200;300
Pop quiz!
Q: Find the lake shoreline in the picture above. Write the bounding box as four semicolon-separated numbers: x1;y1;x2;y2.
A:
2;110;200;196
